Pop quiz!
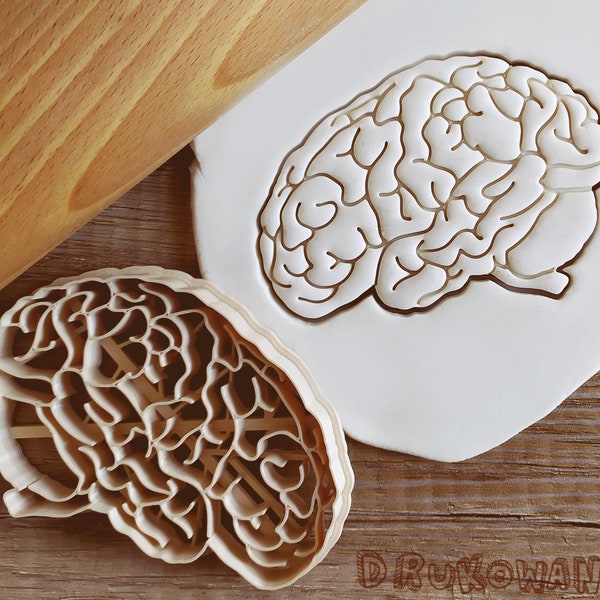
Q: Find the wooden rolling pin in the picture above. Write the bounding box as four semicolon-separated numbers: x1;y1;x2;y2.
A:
0;0;364;290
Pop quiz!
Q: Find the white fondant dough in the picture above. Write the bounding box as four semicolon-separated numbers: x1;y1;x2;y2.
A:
192;0;600;461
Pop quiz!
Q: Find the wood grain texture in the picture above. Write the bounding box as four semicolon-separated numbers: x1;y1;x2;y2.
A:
2;149;600;598
0;0;364;290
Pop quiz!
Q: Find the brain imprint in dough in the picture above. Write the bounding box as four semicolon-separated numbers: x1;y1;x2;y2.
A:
258;55;600;319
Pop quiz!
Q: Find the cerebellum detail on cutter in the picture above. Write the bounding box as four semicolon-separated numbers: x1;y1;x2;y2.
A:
258;54;600;320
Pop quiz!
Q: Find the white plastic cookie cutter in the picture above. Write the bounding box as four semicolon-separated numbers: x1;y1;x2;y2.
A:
0;267;353;590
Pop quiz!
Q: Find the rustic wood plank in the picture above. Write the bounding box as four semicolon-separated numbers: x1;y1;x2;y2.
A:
0;0;364;290
2;149;600;598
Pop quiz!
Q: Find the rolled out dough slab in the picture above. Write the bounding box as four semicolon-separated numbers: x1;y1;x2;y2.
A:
191;0;600;461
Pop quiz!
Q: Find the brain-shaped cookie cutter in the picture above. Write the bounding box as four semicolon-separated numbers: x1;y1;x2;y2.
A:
0;267;353;589
259;54;600;319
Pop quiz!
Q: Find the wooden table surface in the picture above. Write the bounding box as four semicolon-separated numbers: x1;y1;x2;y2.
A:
2;148;600;599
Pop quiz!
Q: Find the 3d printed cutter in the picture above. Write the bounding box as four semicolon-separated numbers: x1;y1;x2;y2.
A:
0;267;353;590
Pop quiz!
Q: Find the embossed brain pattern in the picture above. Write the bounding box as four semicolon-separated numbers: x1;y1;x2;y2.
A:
258;55;600;319
0;271;348;589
